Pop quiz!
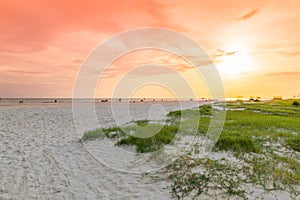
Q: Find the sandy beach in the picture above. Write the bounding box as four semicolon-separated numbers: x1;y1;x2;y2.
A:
1;0;300;199
0;101;199;199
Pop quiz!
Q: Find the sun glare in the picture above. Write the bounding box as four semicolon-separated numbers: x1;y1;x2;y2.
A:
217;49;254;78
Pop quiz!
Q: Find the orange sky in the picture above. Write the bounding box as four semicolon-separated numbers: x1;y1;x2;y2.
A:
0;0;299;98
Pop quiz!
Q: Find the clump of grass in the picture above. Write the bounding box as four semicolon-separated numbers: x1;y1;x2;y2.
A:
117;125;178;153
199;104;212;115
82;128;105;141
214;135;261;153
292;100;300;107
156;156;247;199
134;119;149;126
285;135;300;152
102;127;126;139
102;127;122;136
82;127;125;141
167;110;181;118
241;153;300;192
152;151;300;199
197;117;211;134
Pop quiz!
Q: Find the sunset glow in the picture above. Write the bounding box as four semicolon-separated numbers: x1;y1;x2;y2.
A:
217;49;254;77
0;0;299;99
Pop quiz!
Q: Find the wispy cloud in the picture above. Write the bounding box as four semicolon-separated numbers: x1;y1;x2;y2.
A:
97;50;212;79
264;71;300;77
73;59;83;64
211;49;239;61
276;51;300;57
4;70;50;75
214;49;239;57
237;8;261;21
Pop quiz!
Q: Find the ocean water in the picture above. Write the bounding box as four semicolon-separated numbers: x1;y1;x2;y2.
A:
0;99;201;199
0;98;203;105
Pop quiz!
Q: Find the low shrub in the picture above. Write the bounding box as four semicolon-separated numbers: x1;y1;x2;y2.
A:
292;101;300;106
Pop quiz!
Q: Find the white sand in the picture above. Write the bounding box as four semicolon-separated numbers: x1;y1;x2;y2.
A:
2;102;296;199
0;104;177;199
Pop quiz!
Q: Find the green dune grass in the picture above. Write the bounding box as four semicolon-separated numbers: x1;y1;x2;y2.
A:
82;100;300;199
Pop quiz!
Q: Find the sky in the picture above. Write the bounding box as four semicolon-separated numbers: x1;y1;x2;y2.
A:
0;0;299;98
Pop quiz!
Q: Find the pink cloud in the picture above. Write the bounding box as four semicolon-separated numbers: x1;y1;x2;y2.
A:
0;0;169;53
236;8;262;21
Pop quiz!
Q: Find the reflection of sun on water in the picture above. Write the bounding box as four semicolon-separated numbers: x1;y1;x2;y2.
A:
217;49;253;78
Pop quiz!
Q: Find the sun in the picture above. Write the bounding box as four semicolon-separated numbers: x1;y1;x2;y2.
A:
216;48;254;78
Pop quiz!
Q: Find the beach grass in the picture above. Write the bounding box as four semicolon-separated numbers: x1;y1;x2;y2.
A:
82;101;300;153
159;100;300;199
116;125;179;153
82;100;300;199
81;128;105;141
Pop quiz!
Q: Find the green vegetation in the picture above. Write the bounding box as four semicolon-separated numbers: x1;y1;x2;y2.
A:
161;156;247;199
220;100;300;154
81;128;105;141
199;104;212;115
82;105;212;151
167;110;182;118
82;100;300;199
82;127;124;141
82;122;178;153
292;100;300;107
161;100;300;199
151;151;299;199
214;135;261;153
286;135;300;152
117;125;178;153
132;119;150;126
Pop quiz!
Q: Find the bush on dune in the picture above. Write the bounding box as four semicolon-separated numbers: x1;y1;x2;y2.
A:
292;101;300;107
